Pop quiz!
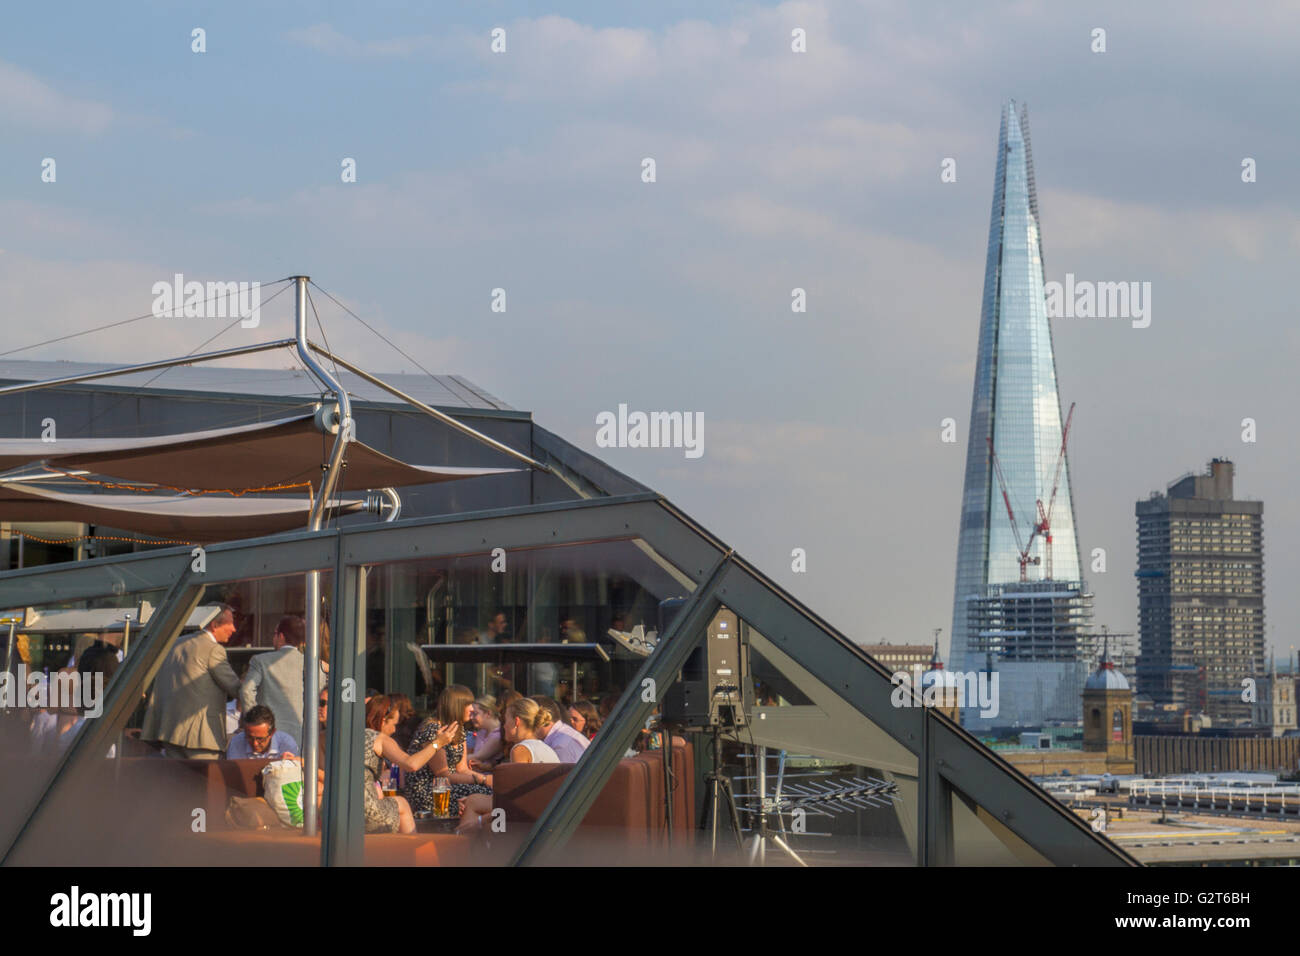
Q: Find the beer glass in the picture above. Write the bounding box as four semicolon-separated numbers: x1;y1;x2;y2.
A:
432;778;451;816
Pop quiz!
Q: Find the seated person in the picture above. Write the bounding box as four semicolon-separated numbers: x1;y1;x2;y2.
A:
404;685;491;815
569;699;601;740
227;704;297;759
467;696;503;770
389;693;419;752
533;695;589;763
457;697;559;832
365;694;458;835
43;643;122;757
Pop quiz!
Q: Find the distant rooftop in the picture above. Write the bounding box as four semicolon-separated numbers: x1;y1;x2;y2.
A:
0;359;514;412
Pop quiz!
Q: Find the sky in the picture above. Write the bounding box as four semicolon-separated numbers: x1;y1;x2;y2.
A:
1;1;1297;663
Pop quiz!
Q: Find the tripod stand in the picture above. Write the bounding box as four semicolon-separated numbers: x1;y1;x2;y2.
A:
745;747;809;867
701;723;744;856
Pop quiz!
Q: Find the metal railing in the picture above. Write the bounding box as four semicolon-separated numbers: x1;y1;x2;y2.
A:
1129;781;1300;817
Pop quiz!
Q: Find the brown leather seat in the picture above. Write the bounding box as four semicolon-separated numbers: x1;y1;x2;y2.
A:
491;743;695;844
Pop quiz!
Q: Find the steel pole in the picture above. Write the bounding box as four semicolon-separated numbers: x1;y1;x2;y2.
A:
306;342;550;474
293;276;352;837
0;339;298;398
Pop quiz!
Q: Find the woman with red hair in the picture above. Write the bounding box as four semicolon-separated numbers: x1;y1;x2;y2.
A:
364;694;458;834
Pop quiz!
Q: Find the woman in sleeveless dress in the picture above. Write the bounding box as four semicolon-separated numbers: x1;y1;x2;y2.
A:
363;695;458;834
455;697;559;832
404;685;492;815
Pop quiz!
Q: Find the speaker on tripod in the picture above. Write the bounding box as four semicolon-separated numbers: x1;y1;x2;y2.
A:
659;605;754;857
661;607;753;731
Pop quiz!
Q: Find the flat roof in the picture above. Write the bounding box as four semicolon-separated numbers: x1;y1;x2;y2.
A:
0;359;514;412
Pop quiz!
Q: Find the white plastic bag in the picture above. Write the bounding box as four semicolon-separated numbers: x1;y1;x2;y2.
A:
261;758;305;828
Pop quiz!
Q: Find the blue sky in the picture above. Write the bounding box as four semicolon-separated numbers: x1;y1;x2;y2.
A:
2;0;1297;663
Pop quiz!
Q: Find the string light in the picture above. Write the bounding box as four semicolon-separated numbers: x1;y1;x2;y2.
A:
42;468;314;498
0;528;194;547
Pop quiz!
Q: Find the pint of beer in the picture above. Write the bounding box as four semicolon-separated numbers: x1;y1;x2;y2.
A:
432;789;451;816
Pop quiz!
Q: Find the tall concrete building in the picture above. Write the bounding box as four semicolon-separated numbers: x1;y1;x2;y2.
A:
1135;459;1264;725
948;100;1093;728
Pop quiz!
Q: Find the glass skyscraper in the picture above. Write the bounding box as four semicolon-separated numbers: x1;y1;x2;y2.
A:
949;101;1092;728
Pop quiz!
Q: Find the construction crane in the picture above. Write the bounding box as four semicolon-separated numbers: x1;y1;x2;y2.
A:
986;402;1076;583
1034;402;1076;581
987;436;1040;582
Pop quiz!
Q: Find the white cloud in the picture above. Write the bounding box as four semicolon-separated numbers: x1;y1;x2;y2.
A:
0;59;112;135
1042;188;1300;266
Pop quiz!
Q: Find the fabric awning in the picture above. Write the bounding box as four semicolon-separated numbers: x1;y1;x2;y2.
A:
0;413;518;492
0;482;364;542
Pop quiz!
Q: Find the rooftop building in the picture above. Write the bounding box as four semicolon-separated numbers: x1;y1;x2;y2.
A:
0;329;1134;867
1135;459;1264;725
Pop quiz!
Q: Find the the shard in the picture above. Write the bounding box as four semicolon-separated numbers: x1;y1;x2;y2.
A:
949;101;1093;729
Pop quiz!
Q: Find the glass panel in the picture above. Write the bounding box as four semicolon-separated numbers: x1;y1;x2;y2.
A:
365;538;694;708
2;569;332;866
359;537;695;862
679;613;918;865
950;785;1050;866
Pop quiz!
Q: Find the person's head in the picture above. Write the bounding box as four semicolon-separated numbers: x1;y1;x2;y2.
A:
366;694;396;733
391;693;415;724
497;689;522;724
503;697;545;743
531;695;564;730
437;685;473;743
207;605;236;643
570;700;600;737
76;643;119;717
318;689;329;726
471;697;500;732
598;693;620;721
488;612;508;637
274;615;306;649
242;704;277;754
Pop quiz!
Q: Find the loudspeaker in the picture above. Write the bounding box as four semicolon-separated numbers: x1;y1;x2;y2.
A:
662;607;752;729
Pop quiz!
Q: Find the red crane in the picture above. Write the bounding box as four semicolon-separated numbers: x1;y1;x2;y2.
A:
986;401;1076;583
1034;402;1076;581
987;436;1040;582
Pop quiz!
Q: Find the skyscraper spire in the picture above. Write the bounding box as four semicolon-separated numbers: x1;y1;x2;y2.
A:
948;101;1093;727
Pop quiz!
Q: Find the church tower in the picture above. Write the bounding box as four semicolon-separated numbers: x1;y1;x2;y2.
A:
1081;635;1134;771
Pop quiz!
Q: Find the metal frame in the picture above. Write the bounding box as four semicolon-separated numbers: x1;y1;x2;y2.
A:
509;552;734;866
2;558;202;864
0;491;1136;867
322;547;366;866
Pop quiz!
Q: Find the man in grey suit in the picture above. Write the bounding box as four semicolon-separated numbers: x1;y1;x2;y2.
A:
142;605;240;759
239;615;307;751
